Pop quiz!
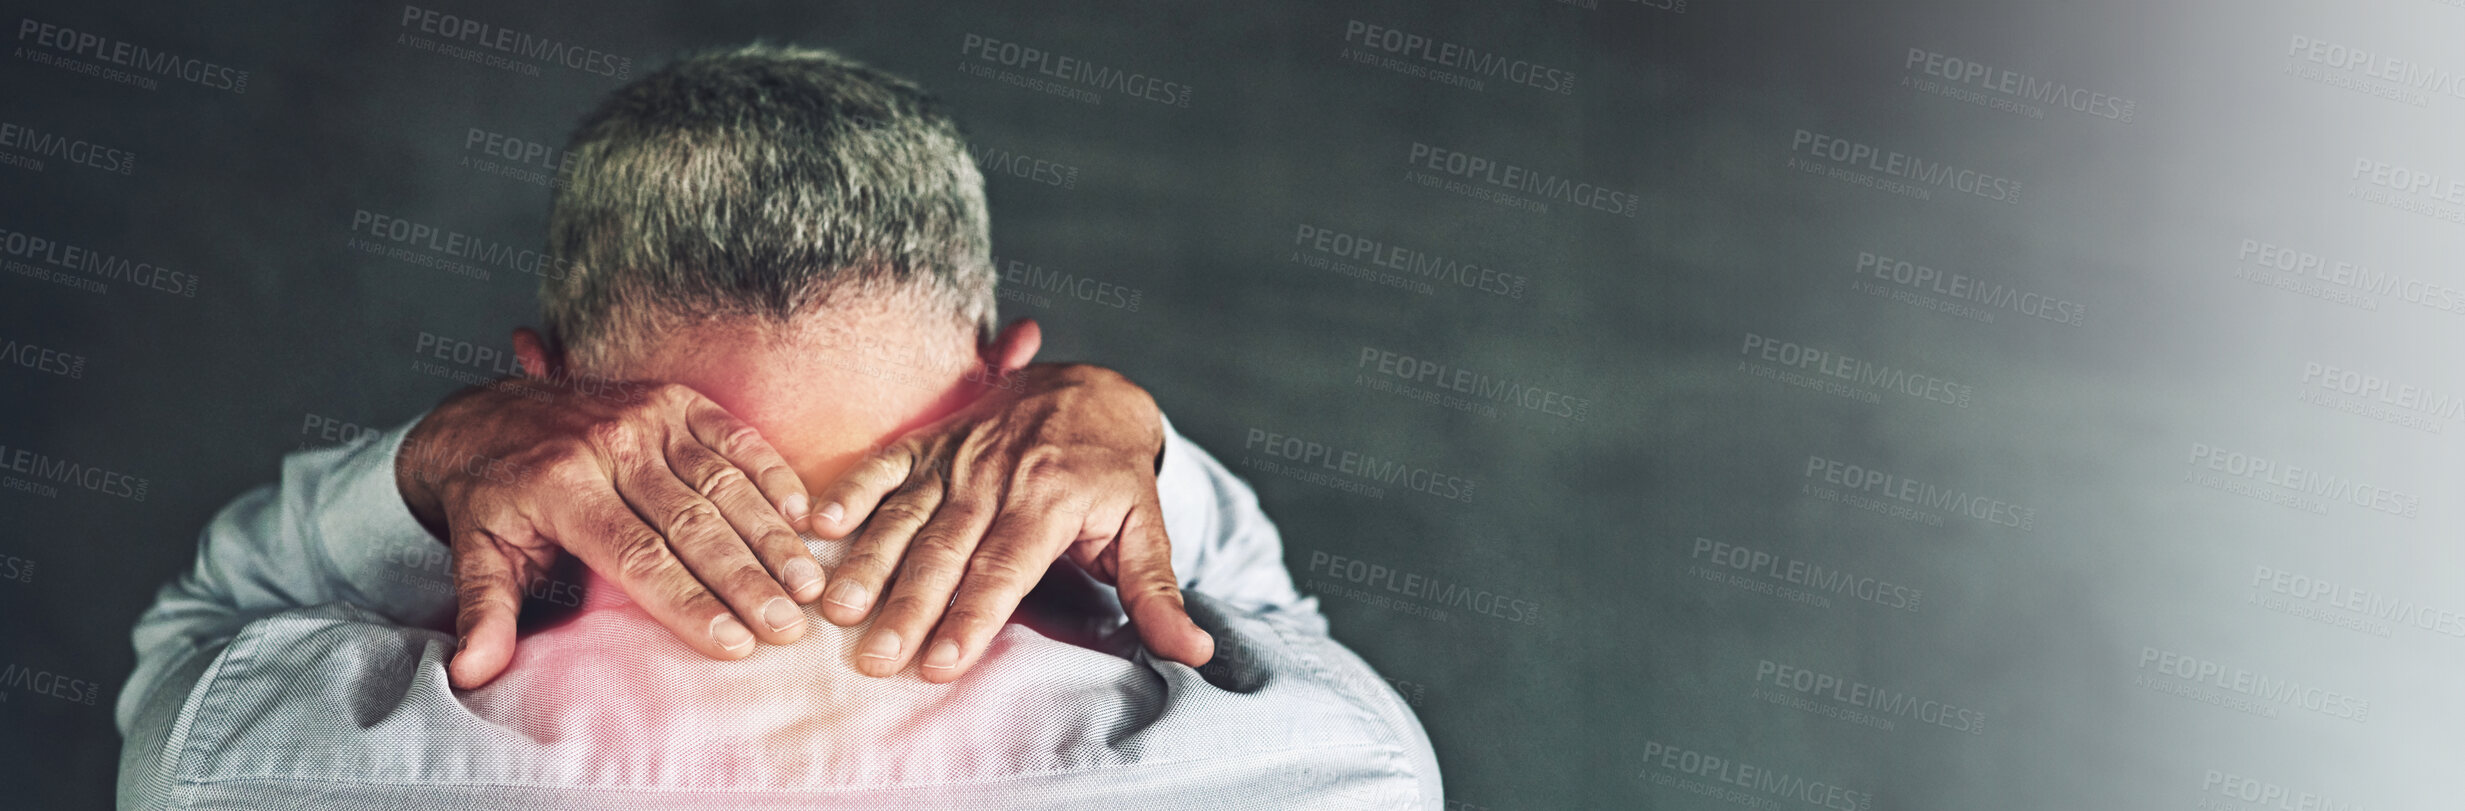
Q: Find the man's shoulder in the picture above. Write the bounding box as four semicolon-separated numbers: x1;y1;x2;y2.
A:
137;596;1432;808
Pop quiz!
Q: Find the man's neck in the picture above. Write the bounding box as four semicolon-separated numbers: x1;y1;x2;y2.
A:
591;305;985;492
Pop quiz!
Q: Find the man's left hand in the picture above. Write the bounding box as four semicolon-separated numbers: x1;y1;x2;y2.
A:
802;361;1215;683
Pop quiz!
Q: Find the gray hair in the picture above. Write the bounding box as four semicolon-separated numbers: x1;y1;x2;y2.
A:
541;43;995;371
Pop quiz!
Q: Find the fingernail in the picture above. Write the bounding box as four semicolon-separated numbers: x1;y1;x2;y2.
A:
762;597;803;633
922;639;960;670
783;557;823;599
712;615;755;652
782;493;809;521
816;501;845;526
825;580;868;612
860;628;902;661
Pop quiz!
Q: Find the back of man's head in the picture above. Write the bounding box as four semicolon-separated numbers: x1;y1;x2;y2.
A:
541;44;996;376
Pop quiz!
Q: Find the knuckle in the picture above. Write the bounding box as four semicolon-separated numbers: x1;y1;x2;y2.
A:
722;565;778;597
454;604;493;634
657;577;715;615
964;548;1034;584
1013;461;1092;510
940;607;996;634
452;577;503;611
870;500;934;530
689;461;749;498
884;435;928;461
927;498;986;530
880;593;938;620
584;419;639;452
614;535;677;582
834;551;889;583
1015;445;1073;483
913;441;957;481
926;507;993;545
544;464;607;498
1128;579;1183;604
899;544;965;579
650;382;697;409
911;528;972;561
749;520;798;547
756;527;804;554
663;501;726;539
852;454;903;486
463;497;525;535
535;442;596;475
719;423;765;457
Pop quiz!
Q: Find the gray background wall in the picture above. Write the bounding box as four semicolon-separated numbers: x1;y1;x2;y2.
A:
5;1;2462;808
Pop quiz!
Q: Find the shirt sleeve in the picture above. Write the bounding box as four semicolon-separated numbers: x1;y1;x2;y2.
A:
116;414;452;736
1153;411;1318;626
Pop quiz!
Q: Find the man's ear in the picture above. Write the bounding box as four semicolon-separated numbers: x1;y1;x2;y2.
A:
510;327;561;380
980;317;1042;375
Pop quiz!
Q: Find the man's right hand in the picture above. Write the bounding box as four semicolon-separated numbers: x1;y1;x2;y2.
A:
397;378;823;689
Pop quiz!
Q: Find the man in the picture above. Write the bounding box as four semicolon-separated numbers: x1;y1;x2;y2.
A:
116;44;1438;809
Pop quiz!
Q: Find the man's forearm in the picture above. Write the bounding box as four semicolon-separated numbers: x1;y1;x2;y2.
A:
119;417;450;732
